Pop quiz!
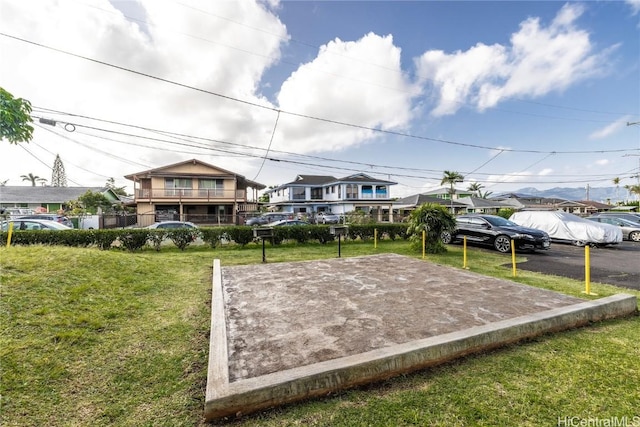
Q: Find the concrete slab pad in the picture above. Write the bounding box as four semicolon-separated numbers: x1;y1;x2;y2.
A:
205;253;637;421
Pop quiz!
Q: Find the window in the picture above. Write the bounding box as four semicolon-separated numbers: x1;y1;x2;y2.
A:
165;178;192;196
292;187;306;200
346;184;358;199
375;185;387;198
361;185;373;199
199;179;224;196
165;178;192;189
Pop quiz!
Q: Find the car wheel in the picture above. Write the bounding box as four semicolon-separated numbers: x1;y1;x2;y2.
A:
629;231;640;242
441;231;452;244
493;235;511;253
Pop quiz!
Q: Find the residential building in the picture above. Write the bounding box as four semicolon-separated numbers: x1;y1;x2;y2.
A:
392;193;468;217
266;173;397;222
124;159;265;226
0;186;120;214
490;193;592;215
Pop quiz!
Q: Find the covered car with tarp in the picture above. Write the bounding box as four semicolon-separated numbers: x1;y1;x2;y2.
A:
509;210;622;246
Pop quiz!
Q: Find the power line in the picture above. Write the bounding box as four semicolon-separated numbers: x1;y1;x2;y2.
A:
6;34;638;157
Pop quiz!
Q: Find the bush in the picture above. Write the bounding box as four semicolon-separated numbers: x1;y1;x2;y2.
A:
200;227;225;248
406;203;455;254
118;229;150;252
496;208;516;220
167;228;201;251
225;226;255;246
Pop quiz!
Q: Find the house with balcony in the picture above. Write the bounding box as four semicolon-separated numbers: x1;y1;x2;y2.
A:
265;173;397;222
124;159;266;226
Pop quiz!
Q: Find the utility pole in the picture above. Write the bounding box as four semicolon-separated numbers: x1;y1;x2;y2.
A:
627;122;640;187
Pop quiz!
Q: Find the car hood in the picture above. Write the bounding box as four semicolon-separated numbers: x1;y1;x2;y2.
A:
500;225;547;237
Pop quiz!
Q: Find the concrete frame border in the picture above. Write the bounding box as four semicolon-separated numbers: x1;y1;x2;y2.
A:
205;259;637;421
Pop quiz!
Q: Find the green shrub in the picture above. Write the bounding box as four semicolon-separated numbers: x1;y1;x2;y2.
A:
167;228;201;251
118;229;150;252
200;227;225;248
147;229;167;251
225;226;255;246
496;208;516;219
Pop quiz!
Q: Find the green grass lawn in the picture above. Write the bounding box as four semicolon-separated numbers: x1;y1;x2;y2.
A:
1;241;638;426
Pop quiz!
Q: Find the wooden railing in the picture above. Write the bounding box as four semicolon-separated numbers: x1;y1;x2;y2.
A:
136;188;246;200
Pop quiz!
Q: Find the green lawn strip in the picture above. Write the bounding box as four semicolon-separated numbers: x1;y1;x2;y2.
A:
1;242;638;426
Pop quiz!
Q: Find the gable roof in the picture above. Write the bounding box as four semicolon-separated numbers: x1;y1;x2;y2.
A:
0;186;117;204
124;158;266;189
393;193;467;208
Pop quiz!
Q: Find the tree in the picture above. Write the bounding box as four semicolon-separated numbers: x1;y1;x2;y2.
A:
68;190;114;215
441;170;464;211
105;177;128;196
612;177;620;204
625;184;640;200
406;203;456;254
21;173;47;187
0;87;34;144
467;182;483;197
51;154;67;187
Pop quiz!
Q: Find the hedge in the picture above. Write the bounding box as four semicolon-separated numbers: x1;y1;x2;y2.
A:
0;223;410;250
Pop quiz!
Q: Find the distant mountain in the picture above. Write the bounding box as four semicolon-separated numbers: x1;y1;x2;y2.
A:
505;186;627;203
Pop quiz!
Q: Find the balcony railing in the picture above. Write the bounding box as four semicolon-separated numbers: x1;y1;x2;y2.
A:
136;188;246;200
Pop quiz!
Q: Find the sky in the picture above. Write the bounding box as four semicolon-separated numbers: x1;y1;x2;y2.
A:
1;0;639;201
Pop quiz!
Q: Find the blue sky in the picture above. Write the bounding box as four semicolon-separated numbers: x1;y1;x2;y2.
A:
0;0;639;200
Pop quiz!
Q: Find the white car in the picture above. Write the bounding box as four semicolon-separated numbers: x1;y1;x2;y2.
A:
1;219;72;231
509;211;622;246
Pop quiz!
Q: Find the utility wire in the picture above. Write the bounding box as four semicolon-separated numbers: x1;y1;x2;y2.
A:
6;34;638;156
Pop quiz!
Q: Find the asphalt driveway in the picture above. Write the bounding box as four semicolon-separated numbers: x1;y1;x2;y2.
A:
514;241;640;291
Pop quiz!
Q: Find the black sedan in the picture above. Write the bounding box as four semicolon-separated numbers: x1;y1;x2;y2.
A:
441;214;551;253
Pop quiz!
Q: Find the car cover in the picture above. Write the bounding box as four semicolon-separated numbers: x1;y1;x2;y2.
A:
509;211;622;244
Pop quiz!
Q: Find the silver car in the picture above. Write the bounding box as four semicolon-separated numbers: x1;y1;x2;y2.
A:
1;219;72;231
586;216;640;242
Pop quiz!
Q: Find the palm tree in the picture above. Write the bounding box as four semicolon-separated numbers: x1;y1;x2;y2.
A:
441;171;464;212
612;177;620;204
625;184;640;201
21;173;41;186
467;182;483;197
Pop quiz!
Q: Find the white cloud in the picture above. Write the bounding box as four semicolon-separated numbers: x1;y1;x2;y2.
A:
595;159;610;166
275;33;416;153
0;0;289;187
538;168;553;176
626;0;640;15
415;3;612;116
589;116;632;139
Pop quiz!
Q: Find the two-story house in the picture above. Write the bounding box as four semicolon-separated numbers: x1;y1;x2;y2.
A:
265;173;397;222
124;159;265;226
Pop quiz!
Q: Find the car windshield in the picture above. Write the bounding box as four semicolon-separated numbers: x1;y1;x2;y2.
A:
483;216;517;227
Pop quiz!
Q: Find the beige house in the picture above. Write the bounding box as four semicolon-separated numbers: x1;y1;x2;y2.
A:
124;159;265;226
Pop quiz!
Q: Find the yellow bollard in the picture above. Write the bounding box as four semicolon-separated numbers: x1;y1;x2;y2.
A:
511;239;517;277
422;230;426;260
463;236;468;269
583;245;598;295
374;228;378;249
6;222;14;248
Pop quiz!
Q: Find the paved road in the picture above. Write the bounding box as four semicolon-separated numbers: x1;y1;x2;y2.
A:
514;241;640;291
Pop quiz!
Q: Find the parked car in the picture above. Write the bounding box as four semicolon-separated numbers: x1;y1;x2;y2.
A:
441;214;550;253
246;213;291;226
16;213;74;228
267;219;310;227
1;207;35;218
588;212;640;225
1;219;73;231
586;216;640;242
509;210;622;246
315;212;341;224
146;221;198;229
